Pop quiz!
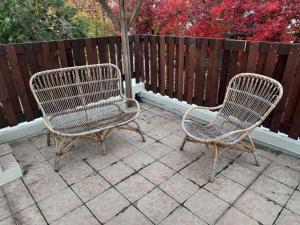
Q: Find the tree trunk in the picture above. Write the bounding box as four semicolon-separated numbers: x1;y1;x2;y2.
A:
120;0;132;98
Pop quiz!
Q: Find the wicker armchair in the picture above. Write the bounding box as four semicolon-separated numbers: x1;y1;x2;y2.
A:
180;73;283;182
30;63;145;171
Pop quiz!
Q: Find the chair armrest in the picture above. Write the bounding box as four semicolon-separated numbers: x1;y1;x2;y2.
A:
120;95;141;113
182;105;224;121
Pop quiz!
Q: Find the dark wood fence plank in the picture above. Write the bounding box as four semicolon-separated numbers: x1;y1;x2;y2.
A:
194;38;208;105
289;92;300;139
245;42;259;73
142;35;150;90
97;37;109;63
159;36;166;95
185;38;196;104
270;44;300;132
166;36;175;97
108;36;116;65
263;43;280;77
5;45;33;121
206;39;223;106
175;37;184;100
72;39;86;66
135;35;142;83
150;35;158;93
85;38;98;64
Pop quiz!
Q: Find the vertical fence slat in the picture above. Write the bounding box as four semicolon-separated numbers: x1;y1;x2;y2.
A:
116;36;123;72
5;45;33;121
108;36;116;65
194;38;208;105
85;38;98;65
270;44;300;132
185;38;196;104
72;39;86;66
166;36;175;97
159;36;166;95
263;43;280;77
206;39;223;106
245;42;259;73
142;35;150;90
175;37;184;100
150;35;158;93
135;35;141;83
97;37;109;64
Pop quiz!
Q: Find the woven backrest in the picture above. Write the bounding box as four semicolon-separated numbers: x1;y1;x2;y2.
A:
217;73;283;129
30;63;122;118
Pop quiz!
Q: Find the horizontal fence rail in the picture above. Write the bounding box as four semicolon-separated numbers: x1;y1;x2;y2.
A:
0;35;300;140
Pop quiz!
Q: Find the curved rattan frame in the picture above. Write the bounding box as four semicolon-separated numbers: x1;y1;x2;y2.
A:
180;73;283;182
30;63;145;171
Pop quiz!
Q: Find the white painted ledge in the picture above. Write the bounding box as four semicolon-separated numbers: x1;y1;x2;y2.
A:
1;82;299;157
139;90;300;157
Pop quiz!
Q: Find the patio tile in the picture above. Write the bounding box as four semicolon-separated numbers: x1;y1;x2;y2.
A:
14;205;47;225
204;175;246;204
160;207;207;225
72;141;103;160
159;174;199;203
86;188;130;223
51;205;99;225
2;179;24;194
0;217;14;225
235;190;282;225
222;148;243;160
22;161;56;185
39;145;56;160
198;153;231;173
216;207;259;225
5;184;35;213
27;173;67;202
139;110;157;120
137;188;179;224
160;150;194;171
139;161;175;185
221;163;260;186
180;161;211;186
256;148;279;161
105;206;153;225
71;173;110;202
30;133;48;149
160;133;185;150
249;175;293;206
0;197;10;221
145;124;175;140
116;174;154;202
142;142;173;159
99;161;135;185
48;151;81;170
12;141;46;165
286;190;300;215
125;134;156;149
264;162;300;188
58;161;94;185
235;153;271;172
108;138;137;159
275;154;300;172
86;153;119;171
122;151;155;171
113;128;140;140
184;188;229;224
38;188;82;223
274;209;300;225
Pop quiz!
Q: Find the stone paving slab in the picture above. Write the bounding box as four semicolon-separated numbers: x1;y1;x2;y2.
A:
0;102;299;225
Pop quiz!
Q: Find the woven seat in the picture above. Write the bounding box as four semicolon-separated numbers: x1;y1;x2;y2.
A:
30;63;145;171
180;73;283;182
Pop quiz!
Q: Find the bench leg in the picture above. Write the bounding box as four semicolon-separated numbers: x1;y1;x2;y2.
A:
247;134;261;167
133;121;145;142
210;143;219;182
47;130;51;146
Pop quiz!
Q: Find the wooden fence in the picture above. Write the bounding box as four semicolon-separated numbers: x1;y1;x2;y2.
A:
0;35;300;140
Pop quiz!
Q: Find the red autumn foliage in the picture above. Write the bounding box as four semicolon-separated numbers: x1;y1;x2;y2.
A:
128;0;300;42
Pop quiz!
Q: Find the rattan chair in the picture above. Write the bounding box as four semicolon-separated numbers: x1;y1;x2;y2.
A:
180;73;283;182
30;63;145;171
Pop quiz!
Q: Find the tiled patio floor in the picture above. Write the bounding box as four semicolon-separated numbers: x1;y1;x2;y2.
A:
1;102;300;225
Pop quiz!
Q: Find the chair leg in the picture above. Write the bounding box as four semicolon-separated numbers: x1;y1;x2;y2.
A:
102;140;106;156
47;130;51;146
132;121;146;142
180;136;188;151
210;144;219;182
247;134;261;167
54;152;62;172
